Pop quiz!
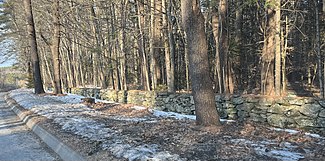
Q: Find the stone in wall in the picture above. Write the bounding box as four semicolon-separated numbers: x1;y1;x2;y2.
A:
117;91;127;103
249;113;267;122
100;89;119;102
70;87;325;131
231;97;244;105
294;116;316;127
267;114;295;128
317;118;325;127
297;104;322;118
318;100;325;107
319;110;325;118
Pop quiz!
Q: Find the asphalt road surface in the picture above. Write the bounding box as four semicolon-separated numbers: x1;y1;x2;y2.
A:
0;93;60;161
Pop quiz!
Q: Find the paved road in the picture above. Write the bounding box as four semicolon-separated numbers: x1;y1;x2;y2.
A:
0;93;60;161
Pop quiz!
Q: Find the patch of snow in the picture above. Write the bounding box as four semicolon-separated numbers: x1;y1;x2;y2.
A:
103;143;184;161
231;138;305;161
9;89;184;161
271;127;325;139
304;132;324;139
265;149;304;161
131;106;147;110
9;89;61;109
270;128;299;135
108;116;157;123
45;93;85;104
54;116;115;141
150;109;236;122
151;109;196;120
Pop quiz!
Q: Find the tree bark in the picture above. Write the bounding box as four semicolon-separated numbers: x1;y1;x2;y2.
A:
219;0;233;94
275;0;281;96
181;0;221;126
261;0;276;96
137;0;151;91
51;0;63;94
23;0;45;94
212;9;223;94
163;0;175;93
315;0;324;98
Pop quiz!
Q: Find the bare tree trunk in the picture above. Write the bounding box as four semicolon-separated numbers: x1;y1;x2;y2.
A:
212;10;223;94
51;0;63;94
219;0;233;94
282;16;289;94
315;0;324;98
261;0;276;96
163;0;175;93
149;0;157;90
23;0;45;94
275;0;281;96
90;0;101;87
119;0;128;90
137;0;151;91
181;0;221;126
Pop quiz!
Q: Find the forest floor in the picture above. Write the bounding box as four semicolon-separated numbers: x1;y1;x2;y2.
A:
7;89;325;161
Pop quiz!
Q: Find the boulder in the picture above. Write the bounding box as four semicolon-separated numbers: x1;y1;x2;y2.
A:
175;104;184;113
259;98;274;106
249;113;267;122
316;118;325;128
236;103;254;112
318;100;325;108
275;98;291;106
215;95;223;103
288;98;305;106
222;102;235;109
251;108;267;114
267;104;283;114
267;114;294;128
226;108;237;114
285;109;302;117
294;117;316;127
297;104;322;118
231;97;244;105
319;110;325;118
245;96;259;103
237;110;249;120
164;97;170;103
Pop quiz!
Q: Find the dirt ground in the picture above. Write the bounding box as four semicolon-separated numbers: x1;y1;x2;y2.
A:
33;102;325;161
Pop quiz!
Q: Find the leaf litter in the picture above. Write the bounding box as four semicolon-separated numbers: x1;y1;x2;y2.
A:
8;89;325;161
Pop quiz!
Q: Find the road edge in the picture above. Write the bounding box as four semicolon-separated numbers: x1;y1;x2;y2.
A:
4;94;86;161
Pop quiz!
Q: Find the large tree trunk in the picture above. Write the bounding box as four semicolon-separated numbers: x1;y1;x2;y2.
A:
51;0;63;94
23;0;45;94
181;0;221;126
261;0;277;96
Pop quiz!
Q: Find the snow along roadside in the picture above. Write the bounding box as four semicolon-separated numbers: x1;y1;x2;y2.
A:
8;89;185;161
4;94;86;161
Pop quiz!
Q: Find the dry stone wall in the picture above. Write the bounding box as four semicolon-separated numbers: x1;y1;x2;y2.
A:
70;88;325;132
